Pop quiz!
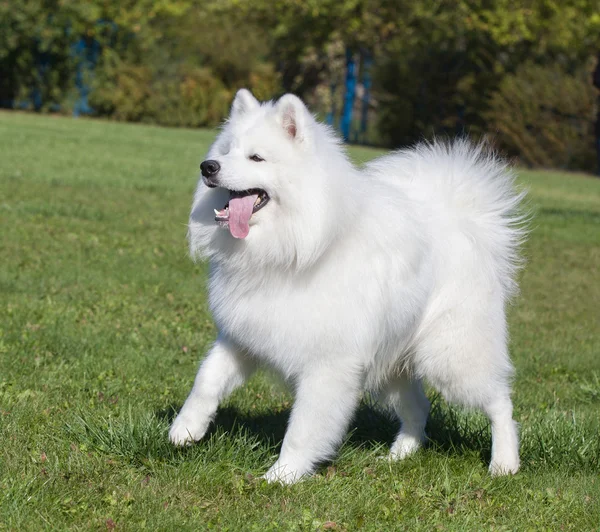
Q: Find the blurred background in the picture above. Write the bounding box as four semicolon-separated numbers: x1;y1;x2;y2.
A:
1;0;599;173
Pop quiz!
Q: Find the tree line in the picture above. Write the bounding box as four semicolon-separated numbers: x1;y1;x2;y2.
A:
1;0;599;170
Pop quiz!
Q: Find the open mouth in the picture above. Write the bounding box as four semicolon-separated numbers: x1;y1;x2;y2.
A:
213;188;270;239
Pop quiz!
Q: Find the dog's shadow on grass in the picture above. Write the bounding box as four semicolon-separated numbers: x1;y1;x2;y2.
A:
157;397;492;464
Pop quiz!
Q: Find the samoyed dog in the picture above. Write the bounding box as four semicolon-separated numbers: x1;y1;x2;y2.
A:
169;89;526;484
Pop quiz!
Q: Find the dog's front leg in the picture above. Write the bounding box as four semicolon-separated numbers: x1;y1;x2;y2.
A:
263;365;363;484
169;336;255;445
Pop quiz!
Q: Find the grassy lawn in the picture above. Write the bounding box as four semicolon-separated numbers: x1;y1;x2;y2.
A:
1;111;599;531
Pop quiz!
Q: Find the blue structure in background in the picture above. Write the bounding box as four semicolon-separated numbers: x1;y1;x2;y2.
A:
360;52;373;143
30;49;50;110
71;36;101;116
338;49;372;143
340;48;356;142
71;20;116;116
3;23;105;115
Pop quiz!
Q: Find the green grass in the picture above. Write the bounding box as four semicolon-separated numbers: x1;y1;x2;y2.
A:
1;110;599;531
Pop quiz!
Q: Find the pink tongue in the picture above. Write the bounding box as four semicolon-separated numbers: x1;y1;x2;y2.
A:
228;194;258;239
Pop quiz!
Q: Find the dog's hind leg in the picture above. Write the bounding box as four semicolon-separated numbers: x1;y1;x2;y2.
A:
380;374;430;460
414;310;520;475
484;394;520;475
169;336;255;446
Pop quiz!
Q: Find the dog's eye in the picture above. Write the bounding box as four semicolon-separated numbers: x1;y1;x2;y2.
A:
249;154;264;162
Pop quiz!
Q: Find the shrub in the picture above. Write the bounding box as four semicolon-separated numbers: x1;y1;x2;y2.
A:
148;68;231;128
247;63;282;102
89;62;232;127
486;62;597;171
83;3;282;128
89;61;285;128
89;63;153;122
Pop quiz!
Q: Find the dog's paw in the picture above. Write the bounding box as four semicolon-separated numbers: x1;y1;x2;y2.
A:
489;458;520;477
168;414;208;446
262;461;307;485
388;432;426;460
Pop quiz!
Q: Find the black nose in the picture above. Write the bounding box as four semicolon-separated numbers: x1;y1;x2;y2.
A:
200;160;220;178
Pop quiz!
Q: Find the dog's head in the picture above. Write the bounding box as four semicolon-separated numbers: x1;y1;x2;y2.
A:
189;89;354;270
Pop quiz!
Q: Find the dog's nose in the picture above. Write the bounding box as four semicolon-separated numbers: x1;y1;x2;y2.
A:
200;160;220;178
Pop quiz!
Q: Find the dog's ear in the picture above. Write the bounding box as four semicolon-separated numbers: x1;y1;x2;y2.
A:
231;89;260;117
275;94;308;142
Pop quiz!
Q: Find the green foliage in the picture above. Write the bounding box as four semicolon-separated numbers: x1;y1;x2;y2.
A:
2;0;600;169
0;0;199;108
0;0;76;108
0;0;281;126
487;62;597;171
150;68;232;128
90;64;232;127
1;112;600;530
90;63;153;122
229;0;600;170
86;3;282;127
373;0;600;149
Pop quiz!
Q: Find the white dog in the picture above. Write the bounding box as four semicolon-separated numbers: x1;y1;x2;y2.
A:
169;89;526;484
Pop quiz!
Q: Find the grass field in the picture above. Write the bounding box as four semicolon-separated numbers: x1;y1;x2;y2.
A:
1;111;599;531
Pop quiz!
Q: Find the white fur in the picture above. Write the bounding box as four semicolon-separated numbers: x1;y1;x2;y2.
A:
169;89;527;484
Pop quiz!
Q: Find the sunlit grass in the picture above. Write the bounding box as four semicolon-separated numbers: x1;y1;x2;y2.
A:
1;111;599;530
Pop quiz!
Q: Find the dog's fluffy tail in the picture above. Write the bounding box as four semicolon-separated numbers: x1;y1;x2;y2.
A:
368;139;528;300
417;139;529;299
